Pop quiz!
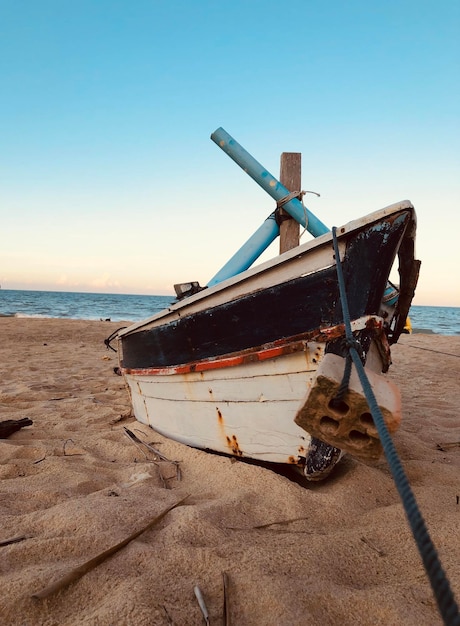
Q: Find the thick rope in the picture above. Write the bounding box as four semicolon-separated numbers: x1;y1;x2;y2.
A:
331;336;365;408
331;226;460;626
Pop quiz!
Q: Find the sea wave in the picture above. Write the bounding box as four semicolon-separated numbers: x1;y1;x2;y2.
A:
1;290;460;334
13;312;54;319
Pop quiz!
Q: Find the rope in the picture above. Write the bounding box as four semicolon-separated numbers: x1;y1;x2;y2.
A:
275;190;321;239
330;336;366;409
330;352;352;407
104;327;127;352
331;226;460;626
406;344;460;359
276;190;305;209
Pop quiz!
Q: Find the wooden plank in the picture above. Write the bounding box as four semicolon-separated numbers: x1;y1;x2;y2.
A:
279;152;301;253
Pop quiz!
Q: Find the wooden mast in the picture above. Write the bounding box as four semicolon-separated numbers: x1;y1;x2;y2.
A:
279;152;301;253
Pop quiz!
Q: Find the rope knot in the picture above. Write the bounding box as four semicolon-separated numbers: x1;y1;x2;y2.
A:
276;190;304;210
345;337;364;358
275;190;320;234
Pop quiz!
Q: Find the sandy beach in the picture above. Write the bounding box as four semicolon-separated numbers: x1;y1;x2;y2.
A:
0;317;459;625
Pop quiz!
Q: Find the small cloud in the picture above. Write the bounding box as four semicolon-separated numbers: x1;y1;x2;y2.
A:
90;274;121;289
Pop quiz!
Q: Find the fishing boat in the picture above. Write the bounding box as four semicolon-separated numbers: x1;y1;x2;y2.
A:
113;130;420;481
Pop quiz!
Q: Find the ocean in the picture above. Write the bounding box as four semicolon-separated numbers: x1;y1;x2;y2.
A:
0;289;459;335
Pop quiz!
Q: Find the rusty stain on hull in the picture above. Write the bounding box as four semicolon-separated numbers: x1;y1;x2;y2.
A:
288;455;303;465
226;434;243;456
215;406;242;457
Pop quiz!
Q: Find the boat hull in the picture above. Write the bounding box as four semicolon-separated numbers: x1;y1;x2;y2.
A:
117;202;420;479
125;341;325;465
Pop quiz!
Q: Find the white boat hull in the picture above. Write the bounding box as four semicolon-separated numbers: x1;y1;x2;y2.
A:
124;341;324;465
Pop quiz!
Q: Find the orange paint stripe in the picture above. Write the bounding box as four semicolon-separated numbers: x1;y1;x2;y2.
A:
122;341;304;377
121;316;384;378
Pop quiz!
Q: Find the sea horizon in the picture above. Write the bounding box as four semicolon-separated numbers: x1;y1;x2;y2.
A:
1;288;459;335
2;286;459;308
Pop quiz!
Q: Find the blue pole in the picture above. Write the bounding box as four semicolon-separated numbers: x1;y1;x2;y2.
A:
208;128;398;307
207;212;279;287
211;127;329;237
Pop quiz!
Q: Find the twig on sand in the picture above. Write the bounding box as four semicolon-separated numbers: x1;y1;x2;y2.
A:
122;429;150;461
109;411;132;425
225;516;311;531
31;495;189;600
360;535;385;557
222;571;230;626
33;451;47;464
163;605;175;624
123;427;181;483
194;585;210;625
436;441;460;451
63;439;84;457
157;464;174;490
49;396;74;401
0;534;31;547
129;427;172;461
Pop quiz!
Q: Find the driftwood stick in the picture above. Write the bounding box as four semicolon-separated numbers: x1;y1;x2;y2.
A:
222;571;230;626
33;452;47;465
31;495;189;600
123;427;181;481
436;441;460;451
0;534;30;547
122;429;150;461
226;516;310;530
109;412;132;425
124;427;170;461
360;535;385;557
162;605;175;625
0;418;33;438
157;464;170;489
142;441;171;462
194;585;210;625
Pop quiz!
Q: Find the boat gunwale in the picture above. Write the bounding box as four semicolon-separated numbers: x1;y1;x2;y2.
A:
120;315;385;377
117;201;415;339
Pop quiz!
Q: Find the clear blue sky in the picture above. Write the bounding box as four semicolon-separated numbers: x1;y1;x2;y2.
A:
1;0;459;305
